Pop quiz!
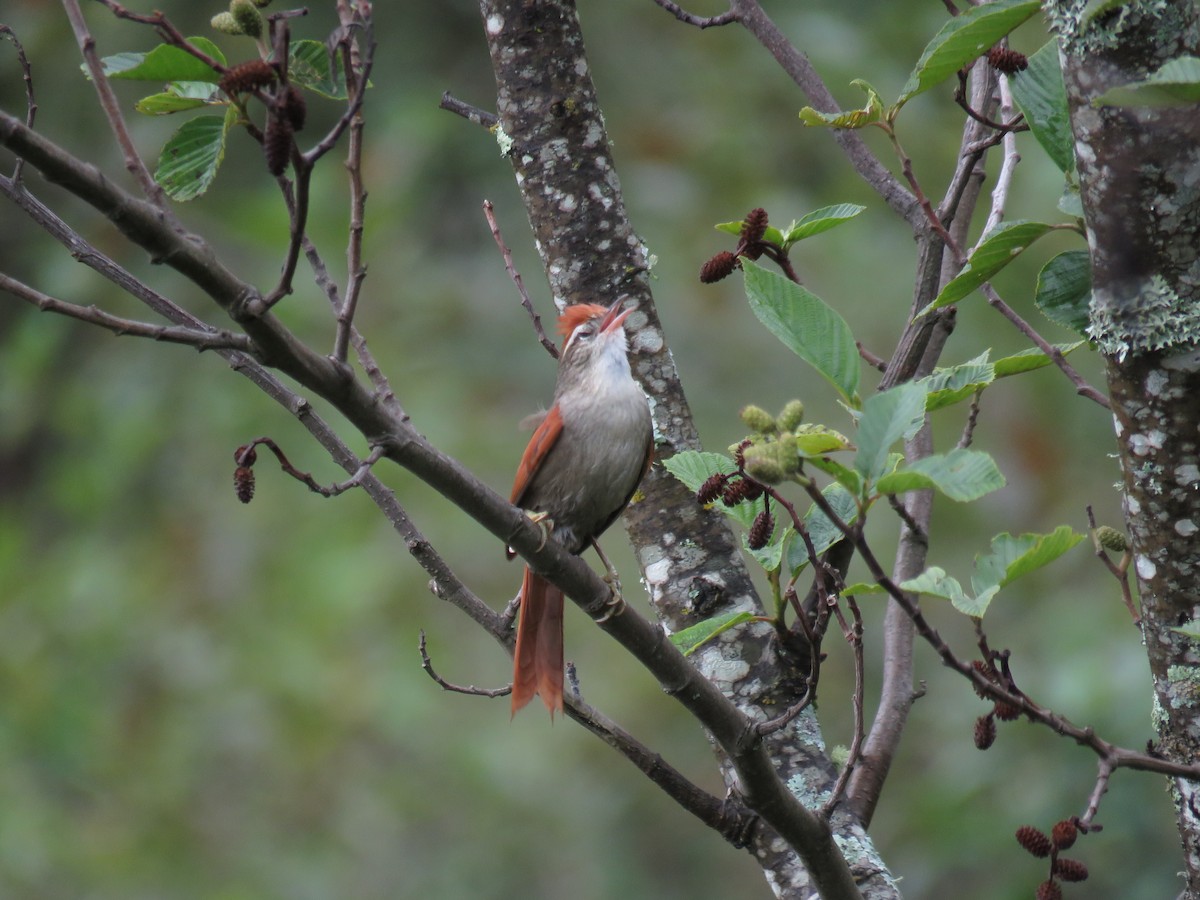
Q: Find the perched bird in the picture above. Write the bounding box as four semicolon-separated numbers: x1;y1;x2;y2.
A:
509;300;654;715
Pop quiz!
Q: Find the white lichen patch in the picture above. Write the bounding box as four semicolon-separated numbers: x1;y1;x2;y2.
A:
1175;519;1198;537
1136;554;1158;580
633;326;664;355
558;193;577;212
1176;464;1200;487
642;554;670;587
1129;430;1166;456
494;126;514;156
485;14;504;35
1145;369;1170;396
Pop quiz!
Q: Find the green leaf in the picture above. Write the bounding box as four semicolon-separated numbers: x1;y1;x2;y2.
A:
1035;250;1092;335
154;106;236;201
992;341;1086;377
921;352;995;411
661;451;763;530
805;456;864;498
900;567;998;617
289;39;348;99
1094;56;1200;108
784;204;866;244
713;222;787;248
1172;619;1200;641
924;220;1056;312
793;424;853;456
897;0;1042;106
742;260;860;403
799;79;884;129
669;610;758;656
1010;41;1074;173
98;37;225;83
135;81;221;115
875;448;1006;502
787;482;859;575
840;581;887;596
970;526;1084;596
854;382;928;484
1057;183;1083;219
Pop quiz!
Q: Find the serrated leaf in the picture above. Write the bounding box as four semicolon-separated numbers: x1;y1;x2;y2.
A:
970;526;1084;597
1011;41;1074;173
921;352;995;411
135;81;221;115
898;0;1042;105
289;39;348;99
154;106;235;201
784;204;866;244
793;424;854;456
661;451;763;530
875;448;1005;502
669;610;759;656
1094;56;1200;108
992;340;1086;377
799;79;883;129
742;259;860;402
901;567;1000;617
787;482;858;575
854;382;928;484
98;37;225;83
924;220;1056;312
1035;250;1092;334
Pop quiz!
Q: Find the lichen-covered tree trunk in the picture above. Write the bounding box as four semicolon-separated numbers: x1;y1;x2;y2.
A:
476;1;898;896
1052;2;1200;891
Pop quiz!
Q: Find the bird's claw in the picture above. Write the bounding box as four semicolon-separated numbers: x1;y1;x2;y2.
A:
594;582;625;624
525;511;553;550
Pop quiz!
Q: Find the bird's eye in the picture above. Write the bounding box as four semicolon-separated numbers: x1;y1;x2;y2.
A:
576;327;595;341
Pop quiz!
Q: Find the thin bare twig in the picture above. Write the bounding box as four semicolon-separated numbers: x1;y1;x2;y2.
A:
823;597;865;816
439;91;498;129
483;199;559;359
982;77;1021;236
332;4;374;364
62;0;180;217
1086;505;1138;621
419;630;513;697
0;25;36;183
957;391;983;449
650;0;740;28
981;284;1111;408
0;272;254;352
234;437;384;497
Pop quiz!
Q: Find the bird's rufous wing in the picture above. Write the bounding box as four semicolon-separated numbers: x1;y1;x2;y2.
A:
510;403;563;506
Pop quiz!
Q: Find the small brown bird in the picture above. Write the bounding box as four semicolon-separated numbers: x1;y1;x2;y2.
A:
509;300;654;716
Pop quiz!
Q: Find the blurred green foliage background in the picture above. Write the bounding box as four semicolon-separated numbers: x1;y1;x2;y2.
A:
0;1;1176;898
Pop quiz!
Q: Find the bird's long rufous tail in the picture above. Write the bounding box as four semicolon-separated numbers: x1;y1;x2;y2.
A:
511;567;564;716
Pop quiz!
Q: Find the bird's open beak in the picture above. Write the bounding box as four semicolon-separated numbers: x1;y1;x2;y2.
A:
599;299;636;333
